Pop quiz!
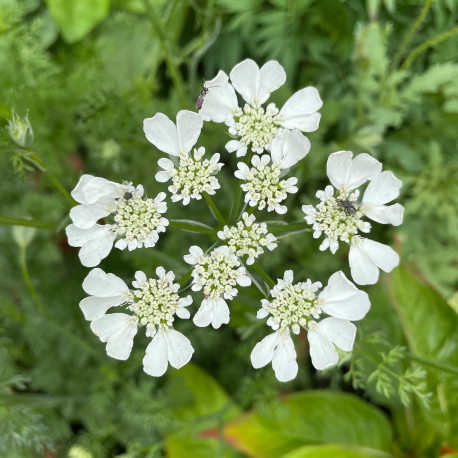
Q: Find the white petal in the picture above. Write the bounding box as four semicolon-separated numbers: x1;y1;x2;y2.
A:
80;296;125;321
71;175;124;204
327;151;382;191
256;61;287;105
82;268;129;297
66;224;102;247
78;228;116;267
270;129;311;168
363;171;402;206
192;298;213;327
307;328;338;370
230;59;260;106
158;157;174;170
250;331;282;368
166;329;194;369
316;317;356;352
278;87;323;131
211;297;230;329
272;334;298;382
176;110;203;155
70;203;112;229
143;332;168;377
236;274;251;287
349;238;399;285
199;71;238;123
365;203;404;226
176;307;190;319
319;271;370;321
143;112;180;156
155;171;171;183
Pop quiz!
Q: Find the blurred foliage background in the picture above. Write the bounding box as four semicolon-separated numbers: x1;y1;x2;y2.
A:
1;0;457;456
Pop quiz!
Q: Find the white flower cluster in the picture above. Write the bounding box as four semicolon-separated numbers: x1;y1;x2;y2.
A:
67;59;403;382
218;212;277;265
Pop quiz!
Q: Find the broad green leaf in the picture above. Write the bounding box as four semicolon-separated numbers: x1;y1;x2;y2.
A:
282;443;389;458
45;0;110;43
224;391;393;457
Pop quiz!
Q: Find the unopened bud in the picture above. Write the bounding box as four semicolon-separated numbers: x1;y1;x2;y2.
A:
7;110;34;147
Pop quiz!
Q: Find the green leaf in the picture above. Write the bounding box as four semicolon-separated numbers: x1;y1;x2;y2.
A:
224;391;393;458
45;0;110;43
282;443;388;458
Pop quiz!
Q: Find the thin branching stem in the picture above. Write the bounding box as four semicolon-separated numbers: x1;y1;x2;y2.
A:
250;261;275;288
0;216;57;229
203;192;226;226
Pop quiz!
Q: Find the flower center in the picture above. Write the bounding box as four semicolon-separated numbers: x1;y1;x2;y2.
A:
220;215;276;262
193;251;240;300
113;195;162;242
240;162;291;211
234;104;279;151
313;194;363;243
128;277;179;335
267;283;321;332
169;150;220;199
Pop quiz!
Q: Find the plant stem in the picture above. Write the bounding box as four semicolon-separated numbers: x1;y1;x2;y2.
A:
250;262;275;288
142;0;188;106
168;219;217;236
267;221;312;235
203;192;226;226
178;268;194;288
401;25;458;71
0;216;57;230
230;150;253;224
407;354;458;376
390;0;435;71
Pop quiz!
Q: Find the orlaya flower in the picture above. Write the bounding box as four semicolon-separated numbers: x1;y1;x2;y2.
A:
184;245;251;329
66;175;168;267
302;151;403;284
81;267;193;377
251;270;370;381
199;59;322;157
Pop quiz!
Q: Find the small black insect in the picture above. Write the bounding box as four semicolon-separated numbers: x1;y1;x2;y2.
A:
195;81;218;109
338;199;360;216
123;192;133;201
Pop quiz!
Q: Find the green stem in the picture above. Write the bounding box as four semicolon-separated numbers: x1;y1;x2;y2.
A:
0;216;57;230
142;0;188;106
19;247;49;318
390;0;435;71
407;354;458;376
203;192;226;226
168;219;217;236
178;268;194;288
267;221;312;235
250;262;275;288
401;25;458;71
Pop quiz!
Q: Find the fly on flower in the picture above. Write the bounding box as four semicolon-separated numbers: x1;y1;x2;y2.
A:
195;81;218;109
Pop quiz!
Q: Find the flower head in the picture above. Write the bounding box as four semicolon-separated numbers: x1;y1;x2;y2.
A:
156;147;223;205
251;270;370;381
218;212;277;265
80;267;193;377
199;59;322;157
235;154;298;214
302;151;403;284
7;109;34;147
66;175;168;266
184;245;251;328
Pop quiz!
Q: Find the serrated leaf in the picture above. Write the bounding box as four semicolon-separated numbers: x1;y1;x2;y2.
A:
224;391;393;457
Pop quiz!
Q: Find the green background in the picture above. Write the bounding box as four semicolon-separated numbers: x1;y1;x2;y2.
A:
0;0;457;456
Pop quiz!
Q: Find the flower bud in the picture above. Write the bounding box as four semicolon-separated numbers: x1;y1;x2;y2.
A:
7;110;34;147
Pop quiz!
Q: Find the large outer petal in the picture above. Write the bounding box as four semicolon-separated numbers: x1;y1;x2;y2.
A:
192;299;213;327
70;203;112;229
272;334;298;382
176;110;203;155
257;61;287;105
143;332;168;376
90;313;137;360
166;329;194;369
71;175;125;204
78;227;116;267
363;171;402;206
143;112;181;156
316;317;356;352
250;331;282;369
327;151;382;191
349;238;399;285
82;268;129;296
307;329;338;370
79;295;125;321
230;59;260;106
270;129;311;169
319;271;370;321
365;203;404;226
199;71;238;124
278;87;323;131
